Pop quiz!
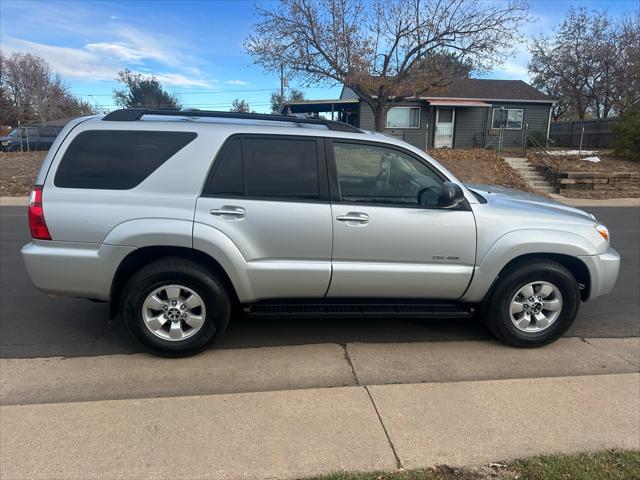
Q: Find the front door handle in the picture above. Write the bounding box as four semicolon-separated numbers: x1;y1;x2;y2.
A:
336;212;369;224
210;206;246;218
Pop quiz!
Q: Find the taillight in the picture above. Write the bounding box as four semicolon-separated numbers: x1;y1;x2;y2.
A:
28;186;51;240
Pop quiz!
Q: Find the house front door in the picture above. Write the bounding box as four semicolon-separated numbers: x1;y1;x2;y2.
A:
434;108;455;148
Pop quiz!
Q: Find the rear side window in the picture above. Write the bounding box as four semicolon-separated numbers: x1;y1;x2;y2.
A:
203;138;243;196
54;130;197;189
203;136;320;200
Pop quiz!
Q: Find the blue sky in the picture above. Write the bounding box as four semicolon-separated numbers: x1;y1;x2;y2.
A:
1;0;635;113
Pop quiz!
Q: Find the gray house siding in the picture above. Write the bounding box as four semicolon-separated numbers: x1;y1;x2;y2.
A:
343;88;552;150
484;102;551;148
359;101;430;150
340;87;359;100
453;107;487;148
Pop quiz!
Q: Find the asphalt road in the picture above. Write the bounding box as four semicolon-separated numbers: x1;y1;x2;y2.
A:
1;206;638;358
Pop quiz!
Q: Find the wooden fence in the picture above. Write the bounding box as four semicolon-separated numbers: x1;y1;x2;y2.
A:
549;117;617;148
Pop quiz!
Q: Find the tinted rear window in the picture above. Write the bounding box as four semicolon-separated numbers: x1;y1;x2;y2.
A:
203;136;319;199
244;138;319;198
54;130;197;189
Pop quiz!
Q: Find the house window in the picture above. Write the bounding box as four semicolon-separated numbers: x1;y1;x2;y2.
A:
386;107;420;129
492;108;524;130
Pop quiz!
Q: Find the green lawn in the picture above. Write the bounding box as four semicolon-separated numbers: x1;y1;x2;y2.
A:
311;450;640;480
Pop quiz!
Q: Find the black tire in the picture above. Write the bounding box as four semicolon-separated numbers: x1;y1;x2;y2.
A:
122;257;231;357
482;260;580;347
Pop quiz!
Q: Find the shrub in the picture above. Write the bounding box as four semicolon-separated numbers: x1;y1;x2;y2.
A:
613;104;640;162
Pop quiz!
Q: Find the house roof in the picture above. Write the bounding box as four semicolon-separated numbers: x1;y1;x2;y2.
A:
428;79;553;102
339;79;553;103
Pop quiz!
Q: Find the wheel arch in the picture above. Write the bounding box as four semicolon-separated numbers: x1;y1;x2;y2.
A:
493;253;591;301
110;246;240;318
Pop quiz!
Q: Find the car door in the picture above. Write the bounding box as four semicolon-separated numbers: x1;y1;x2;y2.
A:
194;134;333;301
326;139;476;299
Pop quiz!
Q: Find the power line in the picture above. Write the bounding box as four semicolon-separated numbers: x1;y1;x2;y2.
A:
77;88;278;96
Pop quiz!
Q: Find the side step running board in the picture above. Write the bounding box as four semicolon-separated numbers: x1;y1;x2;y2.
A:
245;303;474;318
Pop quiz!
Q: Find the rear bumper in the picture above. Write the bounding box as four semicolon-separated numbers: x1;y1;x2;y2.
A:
21;241;135;301
578;247;620;300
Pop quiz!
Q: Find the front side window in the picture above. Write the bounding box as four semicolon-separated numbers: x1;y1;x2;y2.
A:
492;108;524;130
333;142;444;207
386;107;420;128
54;130;197;189
203;136;320;200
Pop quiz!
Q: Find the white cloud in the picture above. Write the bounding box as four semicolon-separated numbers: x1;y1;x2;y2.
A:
226;79;249;85
2;37;214;88
85;42;149;63
152;73;212;88
2;37;116;80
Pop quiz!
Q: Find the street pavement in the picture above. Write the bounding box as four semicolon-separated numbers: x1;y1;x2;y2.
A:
1;206;638;358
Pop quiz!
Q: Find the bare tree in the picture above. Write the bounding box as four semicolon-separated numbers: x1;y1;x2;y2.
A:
230;98;251;112
0;50;95;125
529;7;639;121
246;0;530;131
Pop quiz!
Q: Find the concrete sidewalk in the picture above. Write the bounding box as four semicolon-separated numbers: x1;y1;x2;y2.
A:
2;374;638;479
2;337;638;405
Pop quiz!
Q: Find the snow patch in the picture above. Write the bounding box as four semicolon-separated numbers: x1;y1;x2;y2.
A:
547;150;598;156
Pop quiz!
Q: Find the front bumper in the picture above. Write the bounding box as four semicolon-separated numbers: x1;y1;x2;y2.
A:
578;246;620;300
21;241;135;301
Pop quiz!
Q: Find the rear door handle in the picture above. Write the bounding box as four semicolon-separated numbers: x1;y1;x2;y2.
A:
210;206;246;218
336;212;369;224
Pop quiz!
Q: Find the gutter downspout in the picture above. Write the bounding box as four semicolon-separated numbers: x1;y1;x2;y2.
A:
546;102;554;147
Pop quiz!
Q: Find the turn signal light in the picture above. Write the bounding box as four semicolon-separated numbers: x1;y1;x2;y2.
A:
595;224;609;243
28;186;51;240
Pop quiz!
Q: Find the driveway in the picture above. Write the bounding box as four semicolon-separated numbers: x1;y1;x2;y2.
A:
1;206;638;359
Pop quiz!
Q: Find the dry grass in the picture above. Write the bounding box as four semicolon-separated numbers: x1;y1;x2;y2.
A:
0;151;47;196
530;151;640;175
430;148;536;194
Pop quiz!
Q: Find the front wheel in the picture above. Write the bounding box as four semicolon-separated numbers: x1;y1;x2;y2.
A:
482;260;580;347
122;258;231;357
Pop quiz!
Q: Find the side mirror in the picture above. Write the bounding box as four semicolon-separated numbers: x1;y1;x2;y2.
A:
438;182;466;209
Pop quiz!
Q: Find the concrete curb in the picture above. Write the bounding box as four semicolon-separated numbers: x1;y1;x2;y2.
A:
549;194;640;207
0;196;28;206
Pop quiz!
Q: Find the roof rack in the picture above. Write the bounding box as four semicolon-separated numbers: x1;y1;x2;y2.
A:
102;108;363;133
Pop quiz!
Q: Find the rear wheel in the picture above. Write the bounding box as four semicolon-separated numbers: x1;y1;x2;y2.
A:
122;258;231;357
482;260;580;347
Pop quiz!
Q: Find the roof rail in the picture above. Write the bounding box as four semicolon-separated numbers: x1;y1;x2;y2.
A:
102;108;362;133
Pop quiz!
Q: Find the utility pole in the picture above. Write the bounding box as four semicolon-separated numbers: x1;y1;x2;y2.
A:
279;64;285;113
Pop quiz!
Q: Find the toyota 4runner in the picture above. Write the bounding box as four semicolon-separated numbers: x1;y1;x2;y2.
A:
22;109;620;356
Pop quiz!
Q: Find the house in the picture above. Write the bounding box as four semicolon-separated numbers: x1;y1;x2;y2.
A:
281;79;554;150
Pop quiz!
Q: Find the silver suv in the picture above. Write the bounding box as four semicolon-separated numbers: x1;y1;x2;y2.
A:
22;109;620;356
